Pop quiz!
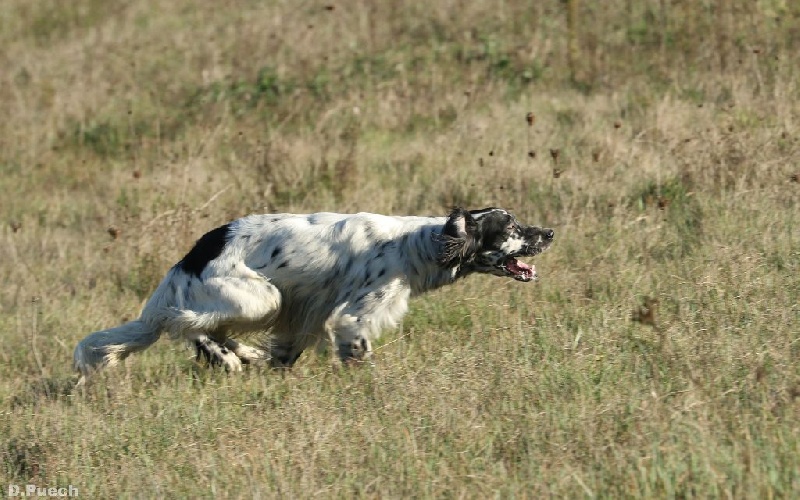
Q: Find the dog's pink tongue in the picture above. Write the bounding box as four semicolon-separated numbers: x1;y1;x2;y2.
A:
508;259;534;276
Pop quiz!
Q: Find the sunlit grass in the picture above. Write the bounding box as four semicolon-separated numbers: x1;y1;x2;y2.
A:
1;0;799;496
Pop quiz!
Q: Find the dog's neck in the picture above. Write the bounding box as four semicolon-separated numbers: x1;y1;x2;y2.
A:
399;221;465;296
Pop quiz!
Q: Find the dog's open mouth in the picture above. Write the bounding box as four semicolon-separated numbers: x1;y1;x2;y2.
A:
502;257;537;282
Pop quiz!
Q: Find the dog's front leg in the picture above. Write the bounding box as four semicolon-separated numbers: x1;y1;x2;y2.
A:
325;307;373;364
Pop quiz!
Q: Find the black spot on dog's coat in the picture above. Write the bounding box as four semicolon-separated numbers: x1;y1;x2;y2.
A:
178;224;231;278
271;246;282;259
341;258;353;275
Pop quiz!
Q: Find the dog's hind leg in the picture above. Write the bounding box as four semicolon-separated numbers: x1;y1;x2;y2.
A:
159;272;282;370
162;273;282;332
191;332;245;372
195;334;302;370
222;337;268;364
191;330;267;370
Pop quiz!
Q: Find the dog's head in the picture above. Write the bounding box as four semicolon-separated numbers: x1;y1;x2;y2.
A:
437;207;554;282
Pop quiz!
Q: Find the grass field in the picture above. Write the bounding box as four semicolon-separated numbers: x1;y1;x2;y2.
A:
1;0;799;497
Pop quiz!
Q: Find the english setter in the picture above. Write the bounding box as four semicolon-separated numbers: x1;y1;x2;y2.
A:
74;207;554;382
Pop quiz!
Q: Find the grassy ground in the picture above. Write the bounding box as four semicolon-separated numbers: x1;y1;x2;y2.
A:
1;0;799;497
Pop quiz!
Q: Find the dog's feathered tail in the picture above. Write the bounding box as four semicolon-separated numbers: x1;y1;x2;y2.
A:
72;267;186;385
73;320;161;385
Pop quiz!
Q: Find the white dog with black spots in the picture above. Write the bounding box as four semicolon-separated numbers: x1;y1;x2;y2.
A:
74;207;554;384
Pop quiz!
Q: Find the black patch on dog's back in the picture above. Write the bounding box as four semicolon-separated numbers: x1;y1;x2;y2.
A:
178;224;231;278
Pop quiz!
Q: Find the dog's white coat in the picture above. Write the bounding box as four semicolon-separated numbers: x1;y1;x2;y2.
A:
74;208;552;383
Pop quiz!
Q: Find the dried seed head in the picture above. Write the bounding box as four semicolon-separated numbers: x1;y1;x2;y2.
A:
526;112;535;127
107;227;120;239
613;121;621;129
10;221;22;233
527;150;536;158
592;150;601;162
553;168;563;179
755;364;767;383
550;149;560;162
632;297;658;327
132;170;141;179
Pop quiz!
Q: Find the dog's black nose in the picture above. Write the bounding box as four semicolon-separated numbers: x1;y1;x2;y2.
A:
545;229;554;240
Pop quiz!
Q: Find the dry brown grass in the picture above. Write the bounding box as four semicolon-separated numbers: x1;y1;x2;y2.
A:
1;0;799;497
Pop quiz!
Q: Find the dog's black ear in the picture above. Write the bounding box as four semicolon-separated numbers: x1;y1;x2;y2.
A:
437;207;479;268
